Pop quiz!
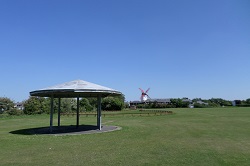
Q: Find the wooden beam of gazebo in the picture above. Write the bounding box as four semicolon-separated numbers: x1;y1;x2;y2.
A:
30;80;122;133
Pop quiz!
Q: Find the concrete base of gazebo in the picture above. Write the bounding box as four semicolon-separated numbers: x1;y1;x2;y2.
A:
29;125;122;135
10;125;122;136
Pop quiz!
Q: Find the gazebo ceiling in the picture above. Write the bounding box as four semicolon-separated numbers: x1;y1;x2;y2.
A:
30;80;122;98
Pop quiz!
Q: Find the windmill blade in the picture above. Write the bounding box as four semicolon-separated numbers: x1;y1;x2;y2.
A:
146;94;151;99
139;88;144;93
145;88;150;93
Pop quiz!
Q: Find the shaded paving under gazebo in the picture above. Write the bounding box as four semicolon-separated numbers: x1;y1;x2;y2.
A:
30;80;122;133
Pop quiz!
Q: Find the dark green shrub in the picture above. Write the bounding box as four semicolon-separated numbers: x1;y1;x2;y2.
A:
80;98;93;112
0;97;15;113
23;97;49;114
101;96;124;111
7;108;23;115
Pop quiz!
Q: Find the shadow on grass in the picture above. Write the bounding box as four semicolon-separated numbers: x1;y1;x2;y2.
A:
9;125;100;135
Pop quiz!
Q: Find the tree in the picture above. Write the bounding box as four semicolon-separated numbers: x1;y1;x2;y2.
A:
170;98;188;108
53;98;77;113
209;98;232;106
0;97;15;114
88;97;97;109
246;98;250;104
79;98;93;112
101;96;124;111
192;98;202;103
60;98;73;113
23;96;49;114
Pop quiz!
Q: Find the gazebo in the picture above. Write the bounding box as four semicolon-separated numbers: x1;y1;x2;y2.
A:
30;80;122;133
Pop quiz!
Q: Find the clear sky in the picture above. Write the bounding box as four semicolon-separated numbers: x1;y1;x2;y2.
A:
0;0;249;102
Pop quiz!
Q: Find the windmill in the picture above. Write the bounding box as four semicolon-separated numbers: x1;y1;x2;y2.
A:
139;88;150;102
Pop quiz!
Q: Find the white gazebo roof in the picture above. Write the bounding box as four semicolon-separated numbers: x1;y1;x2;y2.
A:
30;80;122;98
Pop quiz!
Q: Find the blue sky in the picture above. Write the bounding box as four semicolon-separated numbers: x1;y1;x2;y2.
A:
0;0;249;102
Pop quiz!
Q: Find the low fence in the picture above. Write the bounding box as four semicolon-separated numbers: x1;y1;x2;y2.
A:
139;109;173;113
61;110;173;117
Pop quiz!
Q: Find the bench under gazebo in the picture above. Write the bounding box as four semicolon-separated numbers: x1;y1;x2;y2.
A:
30;79;122;133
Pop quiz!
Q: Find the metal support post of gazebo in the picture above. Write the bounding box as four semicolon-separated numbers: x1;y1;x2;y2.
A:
58;98;61;127
97;95;102;130
76;96;80;128
50;95;54;133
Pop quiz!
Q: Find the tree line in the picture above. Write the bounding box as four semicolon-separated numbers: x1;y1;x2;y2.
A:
133;98;250;109
0;95;125;115
1;96;250;115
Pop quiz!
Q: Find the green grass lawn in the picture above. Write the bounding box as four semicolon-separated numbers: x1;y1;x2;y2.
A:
0;107;250;166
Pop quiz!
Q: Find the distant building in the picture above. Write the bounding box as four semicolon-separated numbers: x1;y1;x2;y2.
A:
129;100;142;105
234;100;241;106
196;100;208;105
147;98;171;104
130;98;171;106
14;102;24;110
182;98;192;103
